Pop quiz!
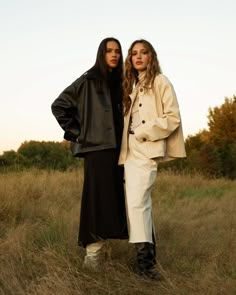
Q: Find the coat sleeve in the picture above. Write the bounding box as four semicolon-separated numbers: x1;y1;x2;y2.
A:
51;78;83;142
135;75;181;142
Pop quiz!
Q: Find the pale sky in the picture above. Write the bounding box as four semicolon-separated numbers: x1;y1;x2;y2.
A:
0;0;235;154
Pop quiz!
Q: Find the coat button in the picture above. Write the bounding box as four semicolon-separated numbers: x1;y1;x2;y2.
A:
142;120;145;124
143;138;146;142
139;103;142;107
140;88;143;92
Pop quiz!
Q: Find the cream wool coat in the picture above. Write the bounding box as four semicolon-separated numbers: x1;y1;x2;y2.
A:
119;74;186;165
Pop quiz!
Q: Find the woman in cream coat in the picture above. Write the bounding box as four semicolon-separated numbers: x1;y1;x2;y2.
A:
119;39;186;279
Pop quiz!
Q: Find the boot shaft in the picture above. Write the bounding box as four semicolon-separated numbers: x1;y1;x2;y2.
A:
135;242;161;280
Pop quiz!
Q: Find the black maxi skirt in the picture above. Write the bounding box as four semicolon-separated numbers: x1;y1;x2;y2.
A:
78;148;128;247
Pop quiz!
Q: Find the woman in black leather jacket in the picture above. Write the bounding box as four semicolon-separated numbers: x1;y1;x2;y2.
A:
51;37;128;270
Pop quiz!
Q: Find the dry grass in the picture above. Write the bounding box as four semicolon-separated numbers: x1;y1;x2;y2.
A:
0;169;236;295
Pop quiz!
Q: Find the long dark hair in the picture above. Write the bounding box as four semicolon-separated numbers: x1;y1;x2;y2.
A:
91;37;124;83
123;39;162;114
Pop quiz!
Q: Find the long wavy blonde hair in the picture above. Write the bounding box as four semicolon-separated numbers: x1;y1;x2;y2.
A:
123;39;162;115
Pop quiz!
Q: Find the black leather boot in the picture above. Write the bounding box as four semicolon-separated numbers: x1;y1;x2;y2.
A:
135;242;161;280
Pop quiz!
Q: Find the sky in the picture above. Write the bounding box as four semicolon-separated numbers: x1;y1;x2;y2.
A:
0;0;235;154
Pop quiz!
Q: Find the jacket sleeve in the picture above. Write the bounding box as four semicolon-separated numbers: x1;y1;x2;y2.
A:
135;75;181;142
51;79;82;142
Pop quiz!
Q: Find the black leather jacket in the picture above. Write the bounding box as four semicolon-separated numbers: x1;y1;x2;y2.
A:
51;70;123;157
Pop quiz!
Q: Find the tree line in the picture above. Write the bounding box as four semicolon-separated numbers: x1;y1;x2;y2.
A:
1;95;236;178
0;140;81;171
162;95;236;179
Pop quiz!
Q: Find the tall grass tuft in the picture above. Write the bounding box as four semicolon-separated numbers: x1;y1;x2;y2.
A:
0;170;236;294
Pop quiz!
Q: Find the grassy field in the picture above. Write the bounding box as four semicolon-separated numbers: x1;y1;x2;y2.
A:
0;169;236;295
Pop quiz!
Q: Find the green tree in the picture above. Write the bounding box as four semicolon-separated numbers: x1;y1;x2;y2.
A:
207;96;236;178
17;141;79;170
0;150;28;170
208;96;236;146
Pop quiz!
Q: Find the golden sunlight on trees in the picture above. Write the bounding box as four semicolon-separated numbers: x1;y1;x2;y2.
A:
1;96;236;178
181;95;236;178
208;96;236;146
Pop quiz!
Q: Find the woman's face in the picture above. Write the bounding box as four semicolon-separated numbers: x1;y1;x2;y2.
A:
131;43;150;73
105;41;121;70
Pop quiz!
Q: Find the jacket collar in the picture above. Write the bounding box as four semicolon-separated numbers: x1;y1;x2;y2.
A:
85;68;100;80
129;71;152;101
137;71;152;88
138;71;146;84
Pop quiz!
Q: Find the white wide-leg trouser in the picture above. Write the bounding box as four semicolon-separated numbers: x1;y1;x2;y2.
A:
124;134;158;244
